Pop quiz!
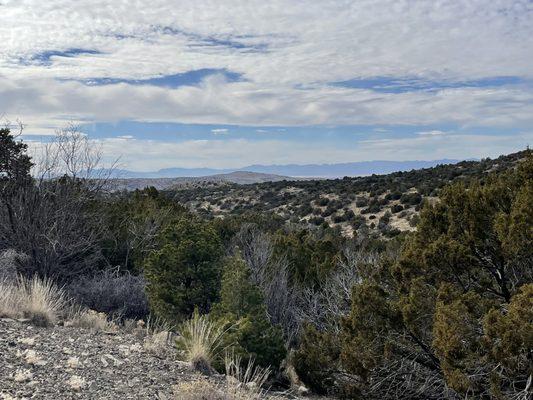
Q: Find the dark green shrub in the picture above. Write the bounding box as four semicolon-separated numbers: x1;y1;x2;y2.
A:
144;216;223;323
317;197;330;206
211;255;286;370
355;197;368;207
332;214;346;223
391;204;403;213
293;325;340;395
309;216;325;226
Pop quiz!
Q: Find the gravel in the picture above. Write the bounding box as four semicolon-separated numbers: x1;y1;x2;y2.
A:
0;318;202;399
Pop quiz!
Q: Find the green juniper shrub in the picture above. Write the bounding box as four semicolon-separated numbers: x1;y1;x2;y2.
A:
344;210;355;221
408;214;420;227
273;229;339;287
355;197;368;207
293;324;341;395
309;216;325;226
102;187;186;272
338;154;533;398
210;254;286;371
391;204;403;214
317;197;330;207
144;216;223;323
332;214;346;223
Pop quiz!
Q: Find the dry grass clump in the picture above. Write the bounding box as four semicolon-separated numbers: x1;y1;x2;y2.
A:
176;310;227;374
143;330;173;356
0;277;18;319
174;381;227;400
65;309;117;332
224;354;271;397
174;355;280;400
0;276;66;326
137;315;175;356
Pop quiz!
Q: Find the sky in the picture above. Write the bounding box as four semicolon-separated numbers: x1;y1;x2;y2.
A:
1;0;532;171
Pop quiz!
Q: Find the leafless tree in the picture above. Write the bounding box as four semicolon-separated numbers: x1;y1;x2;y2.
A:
232;224;386;345
0;124;115;281
363;358;458;400
232;223;300;344
294;246;380;334
34;123;114;189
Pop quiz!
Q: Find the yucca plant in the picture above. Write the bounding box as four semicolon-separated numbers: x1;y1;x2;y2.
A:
176;309;228;374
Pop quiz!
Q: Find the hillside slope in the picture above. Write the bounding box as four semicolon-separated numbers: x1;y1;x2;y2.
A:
171;150;529;238
0;319;308;399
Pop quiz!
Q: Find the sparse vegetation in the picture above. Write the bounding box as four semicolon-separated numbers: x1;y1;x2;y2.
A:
67;268;149;319
170;150;528;240
65;308;117;332
1;127;531;399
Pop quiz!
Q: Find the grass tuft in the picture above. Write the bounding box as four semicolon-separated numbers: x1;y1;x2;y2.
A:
65;308;116;332
174;354;280;400
0;275;66;326
176;310;228;375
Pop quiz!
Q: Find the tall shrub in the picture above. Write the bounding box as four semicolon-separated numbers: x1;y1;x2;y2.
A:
144;216;223;323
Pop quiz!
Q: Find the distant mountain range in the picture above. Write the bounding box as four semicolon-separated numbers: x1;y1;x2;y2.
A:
109;159;463;179
110;171;304;191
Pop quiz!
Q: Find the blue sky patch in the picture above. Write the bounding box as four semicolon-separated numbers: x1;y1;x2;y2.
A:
75;68;244;88
78;120;521;144
332;76;525;93
25;48;101;66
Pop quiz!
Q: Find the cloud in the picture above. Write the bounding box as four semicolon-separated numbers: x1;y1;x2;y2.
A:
211;128;229;134
332;76;525;93
0;0;531;167
2;1;532;85
417;130;446;136
72;69;243;88
2;76;532;134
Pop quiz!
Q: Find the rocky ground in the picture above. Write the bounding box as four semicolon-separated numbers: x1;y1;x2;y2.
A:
0;318;307;400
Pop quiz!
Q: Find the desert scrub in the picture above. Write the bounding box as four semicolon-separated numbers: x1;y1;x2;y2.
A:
0;275;66;326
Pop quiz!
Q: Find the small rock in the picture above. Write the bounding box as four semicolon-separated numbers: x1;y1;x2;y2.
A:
100;356;109;367
67;375;86;391
104;354;123;366
129;343;143;353
67;356;81;369
297;385;310;396
13;368;33;382
17;337;36;346
23;349;46;366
